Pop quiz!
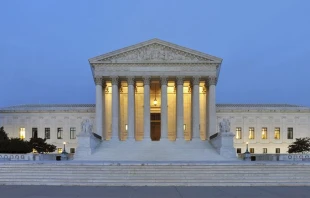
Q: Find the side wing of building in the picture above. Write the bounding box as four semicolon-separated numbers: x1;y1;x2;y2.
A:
0;104;95;153
217;104;310;154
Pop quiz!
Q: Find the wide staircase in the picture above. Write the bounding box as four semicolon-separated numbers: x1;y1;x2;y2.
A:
74;140;231;161
1;162;310;186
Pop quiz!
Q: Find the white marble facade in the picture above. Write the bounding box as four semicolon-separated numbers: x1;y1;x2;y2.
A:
1;39;310;155
89;39;221;142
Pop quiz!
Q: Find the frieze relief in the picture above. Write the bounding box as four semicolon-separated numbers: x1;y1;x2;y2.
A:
98;44;212;63
94;64;216;73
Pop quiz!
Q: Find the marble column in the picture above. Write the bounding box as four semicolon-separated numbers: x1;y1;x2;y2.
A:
176;76;184;140
192;76;200;139
208;76;217;138
160;76;168;139
111;76;119;140
127;77;135;140
143;76;150;140
95;77;103;138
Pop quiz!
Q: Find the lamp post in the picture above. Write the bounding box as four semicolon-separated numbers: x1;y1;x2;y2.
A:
244;142;251;161
62;142;67;153
61;142;68;160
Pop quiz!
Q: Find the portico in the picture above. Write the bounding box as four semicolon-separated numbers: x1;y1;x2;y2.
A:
89;39;222;143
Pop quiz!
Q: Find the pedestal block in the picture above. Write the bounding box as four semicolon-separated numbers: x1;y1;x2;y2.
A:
75;133;101;158
210;132;236;158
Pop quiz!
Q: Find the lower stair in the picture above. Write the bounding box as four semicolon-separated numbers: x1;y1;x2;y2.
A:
1;162;310;186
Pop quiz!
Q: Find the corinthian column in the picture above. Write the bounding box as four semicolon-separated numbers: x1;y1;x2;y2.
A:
192;76;200;139
127;77;135;140
111;76;119;140
208;76;217;138
143;76;151;140
95;77;103;139
176;76;184;140
160;76;168;139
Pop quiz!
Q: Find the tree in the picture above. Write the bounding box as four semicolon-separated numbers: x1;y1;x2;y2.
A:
0;138;32;153
28;137;56;153
288;137;310;153
0;126;9;141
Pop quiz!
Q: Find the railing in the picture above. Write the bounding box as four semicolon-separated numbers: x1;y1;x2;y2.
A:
0;153;33;161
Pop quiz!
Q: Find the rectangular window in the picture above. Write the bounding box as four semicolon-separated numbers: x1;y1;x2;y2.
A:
45;128;50;139
287;128;294;139
274;127;280;139
276;148;280;153
261;127;268;139
57;148;63;154
70;127;76;139
19;128;25;140
249;127;255;139
57;128;63;139
263;148;267;154
235;127;242;139
250;148;254;153
32;128;38;138
236;148;241;153
70;148;75;153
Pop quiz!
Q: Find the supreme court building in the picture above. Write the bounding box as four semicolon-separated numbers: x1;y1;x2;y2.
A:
1;39;310;161
89;38;221;142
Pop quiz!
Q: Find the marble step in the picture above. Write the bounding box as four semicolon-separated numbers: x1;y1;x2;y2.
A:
2;164;310;186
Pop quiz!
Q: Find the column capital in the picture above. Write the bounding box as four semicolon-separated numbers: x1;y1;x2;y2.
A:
192;76;200;85
160;76;168;85
176;76;184;85
111;76;119;85
127;76;135;85
208;76;217;86
94;77;103;85
143;76;151;85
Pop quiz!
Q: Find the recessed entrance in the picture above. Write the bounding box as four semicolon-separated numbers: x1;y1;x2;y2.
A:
151;113;161;141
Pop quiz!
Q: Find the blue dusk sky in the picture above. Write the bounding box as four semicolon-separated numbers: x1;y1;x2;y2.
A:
1;0;310;107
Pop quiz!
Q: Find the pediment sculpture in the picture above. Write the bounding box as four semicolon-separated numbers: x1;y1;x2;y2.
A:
99;44;210;62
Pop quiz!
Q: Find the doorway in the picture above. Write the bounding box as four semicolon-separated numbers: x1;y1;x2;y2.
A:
150;113;161;141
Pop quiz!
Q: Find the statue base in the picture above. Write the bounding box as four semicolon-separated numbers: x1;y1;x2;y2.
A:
210;132;236;159
75;132;101;159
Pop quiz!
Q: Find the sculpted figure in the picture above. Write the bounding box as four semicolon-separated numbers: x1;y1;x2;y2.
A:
219;119;230;132
81;119;93;134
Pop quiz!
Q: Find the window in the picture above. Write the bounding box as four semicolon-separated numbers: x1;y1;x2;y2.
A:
263;148;267;154
287;128;294;139
32;128;38;138
70;148;75;153
57;148;63;154
261;127;267;139
19;128;25;140
250;148;254;153
274;127;280;139
276;148;280;153
235;127;242;139
45;128;50;139
236;148;241;153
57;128;63;139
70;127;76;139
249;127;255;139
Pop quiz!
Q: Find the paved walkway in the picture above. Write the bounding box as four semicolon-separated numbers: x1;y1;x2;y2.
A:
1;186;310;198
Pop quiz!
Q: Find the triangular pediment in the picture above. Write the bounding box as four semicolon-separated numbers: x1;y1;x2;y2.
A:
89;38;222;64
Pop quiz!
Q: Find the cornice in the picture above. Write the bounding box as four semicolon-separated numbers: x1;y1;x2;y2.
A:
92;62;219;67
